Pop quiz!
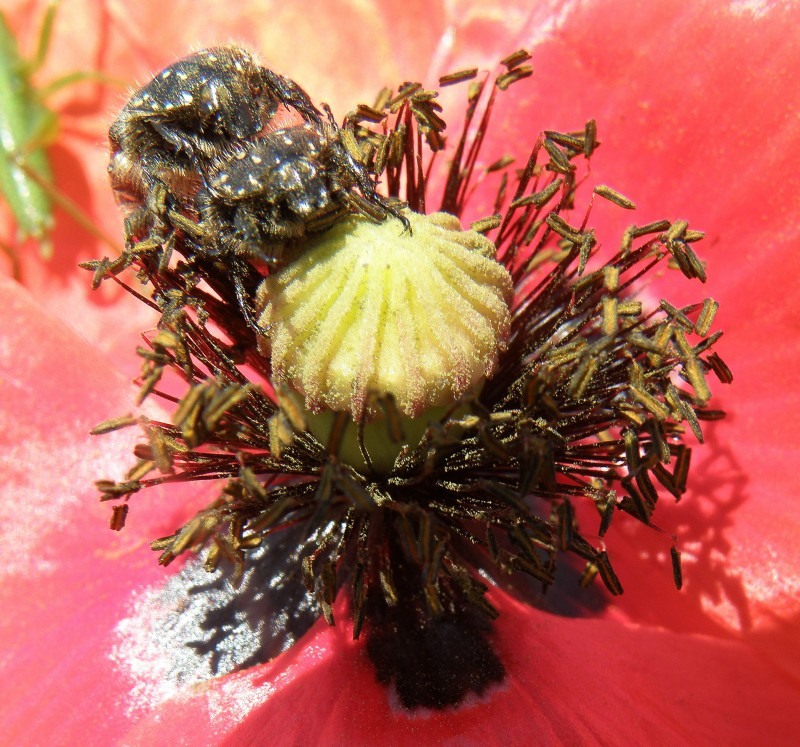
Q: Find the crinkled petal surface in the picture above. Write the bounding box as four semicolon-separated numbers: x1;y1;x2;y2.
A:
0;287;795;744
1;0;800;744
508;0;800;649
425;0;800;658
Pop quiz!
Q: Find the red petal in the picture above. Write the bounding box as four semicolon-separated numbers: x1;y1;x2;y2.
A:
0;277;206;743
122;591;800;746
444;0;800;647
5;277;796;744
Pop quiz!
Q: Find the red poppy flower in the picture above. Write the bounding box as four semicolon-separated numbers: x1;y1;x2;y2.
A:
1;1;799;745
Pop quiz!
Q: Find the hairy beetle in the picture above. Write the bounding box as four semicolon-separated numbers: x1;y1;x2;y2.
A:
108;47;322;218
197;119;399;260
106;46;406;328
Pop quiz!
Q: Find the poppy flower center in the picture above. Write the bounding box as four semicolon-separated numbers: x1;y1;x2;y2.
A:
87;45;731;710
